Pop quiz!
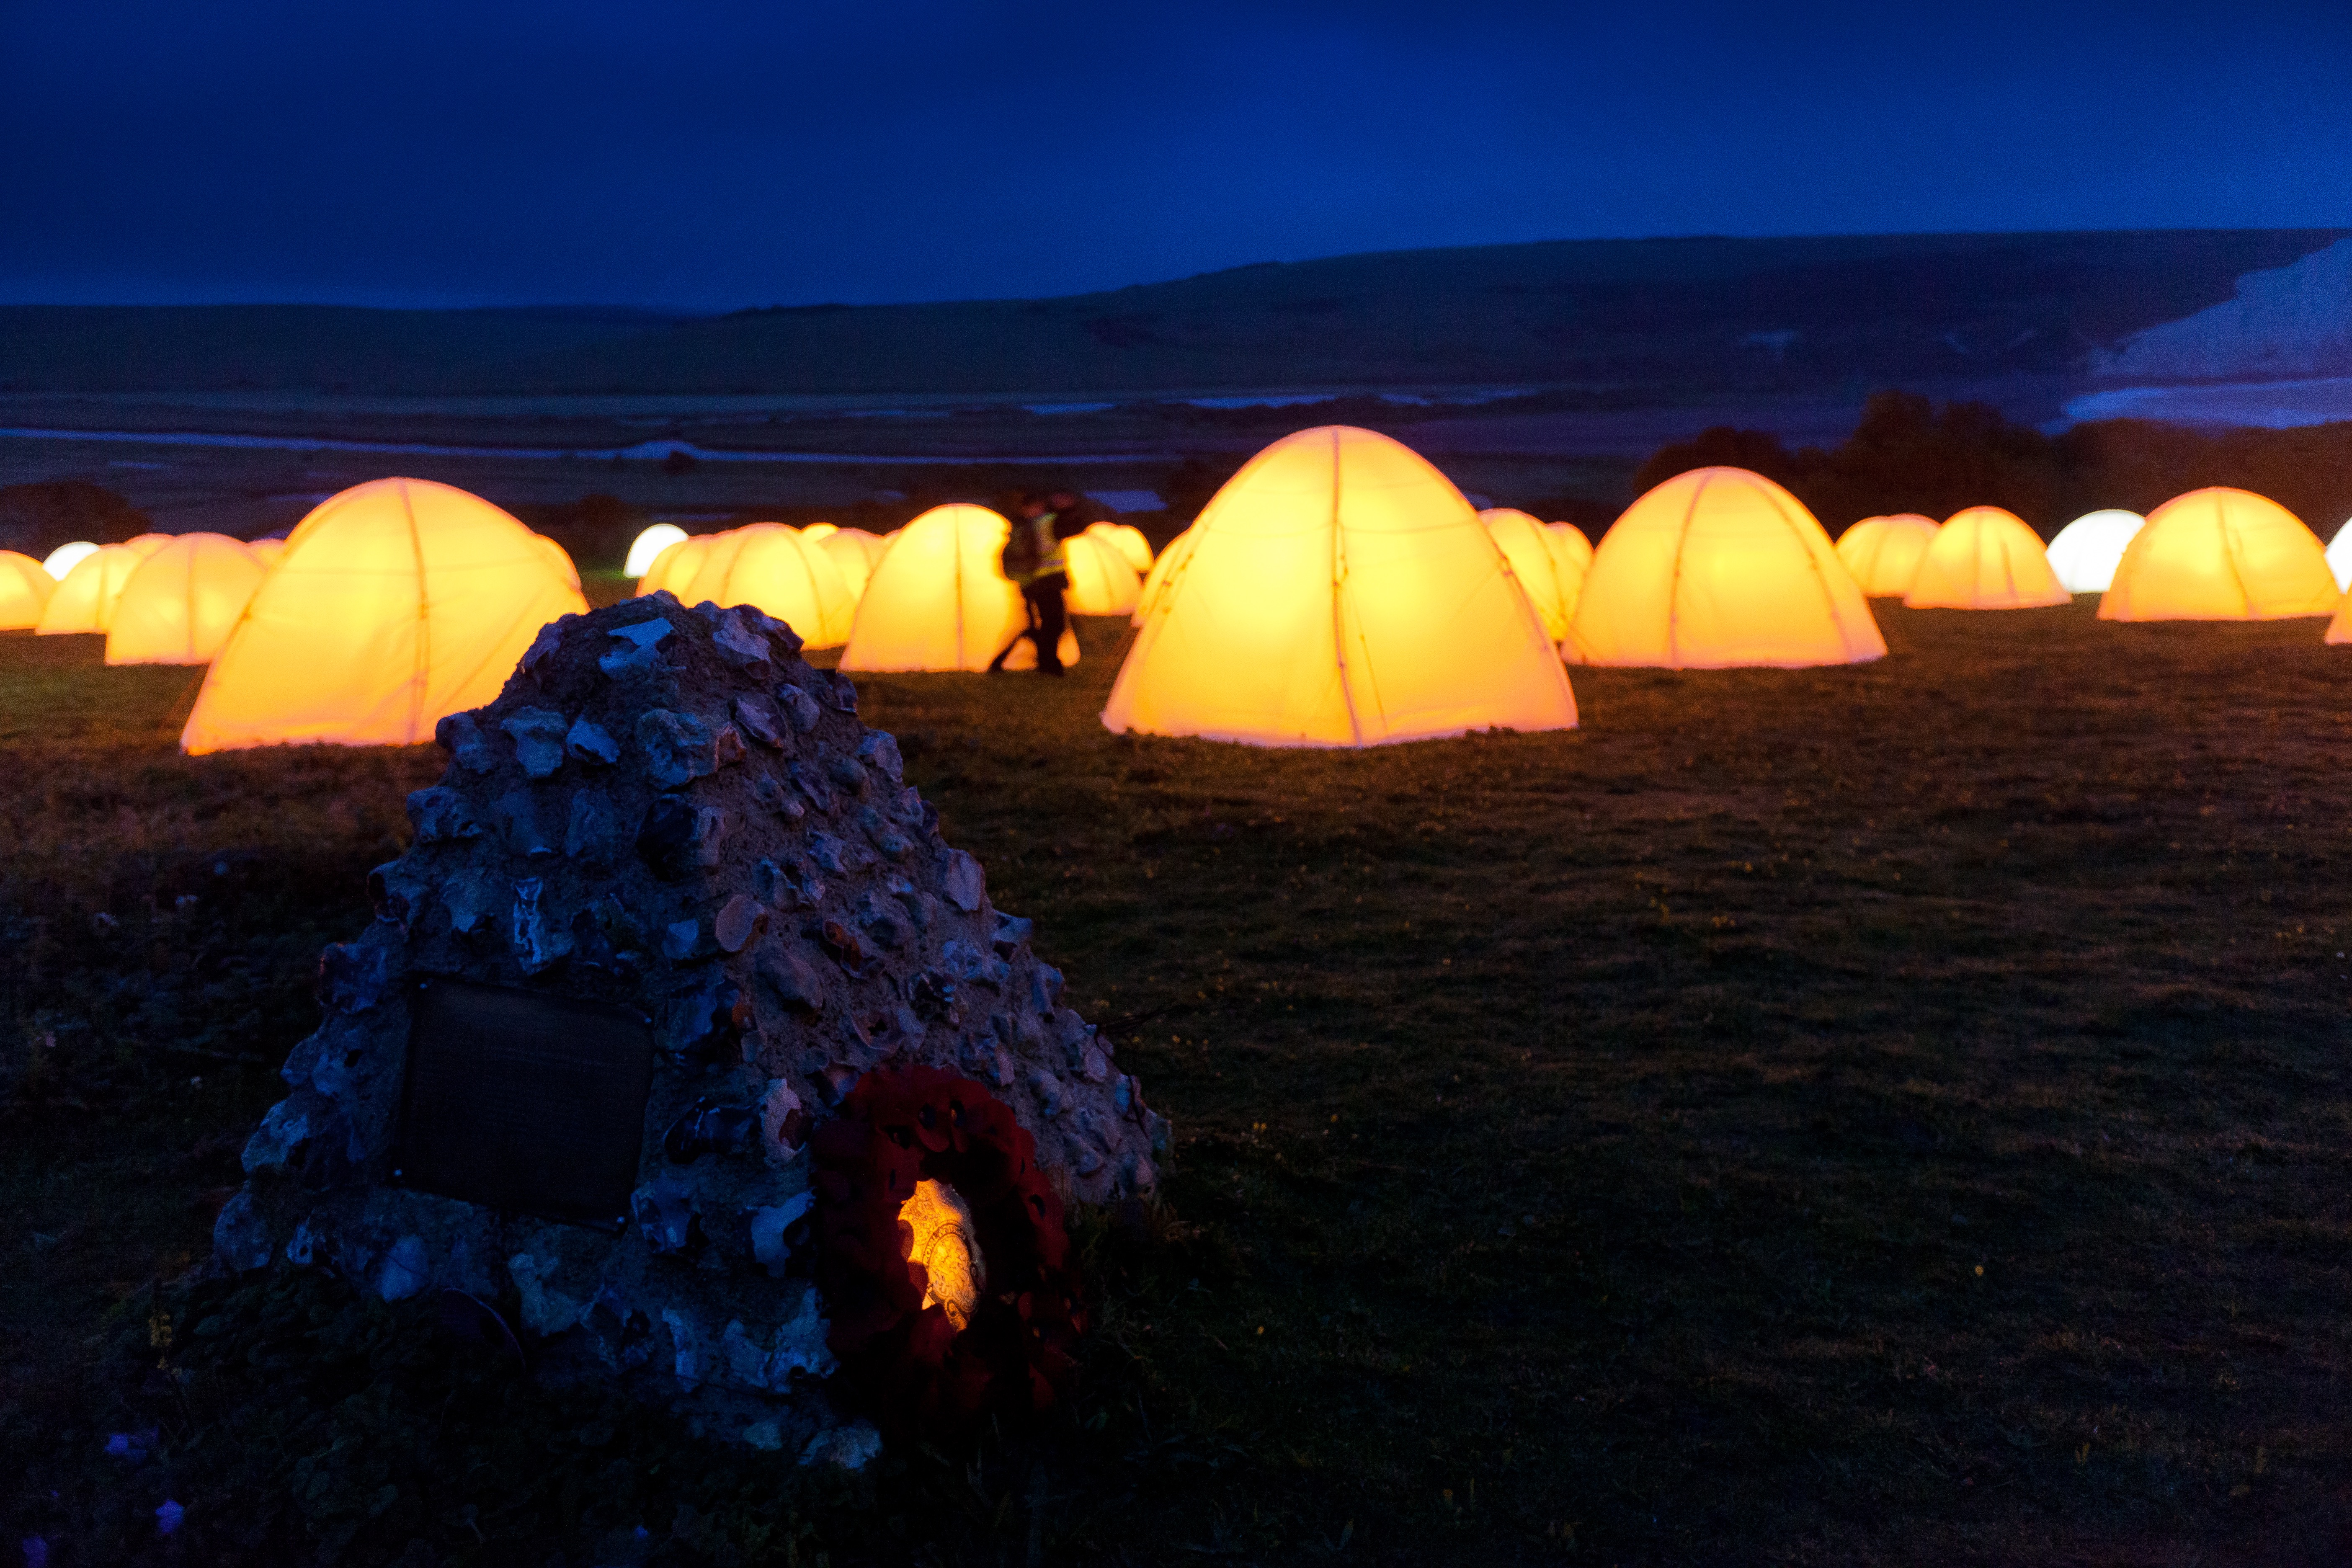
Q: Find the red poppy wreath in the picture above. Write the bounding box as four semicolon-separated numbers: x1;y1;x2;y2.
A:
812;1065;1086;1434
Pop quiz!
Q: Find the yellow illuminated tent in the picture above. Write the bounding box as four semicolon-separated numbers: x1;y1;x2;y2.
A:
106;533;268;664
681;521;858;646
1131;526;1195;625
42;541;100;580
624;522;690;578
1544;523;1593;624
1835;514;1939;596
841;505;1077;671
181;478;588;754
1569;468;1884;667
246;538;286;568
801;522;838;543
1103;426;1576;746
1479;508;1573;640
2045;510;2144;593
1062;531;1142;616
1085;520;1154;574
532;535;581;592
637;534;712;598
675;529;757;605
0;550;55;629
36;543;151;634
126;534;172;557
818;528;890;598
1904;508;2070;610
2100;488;2339;622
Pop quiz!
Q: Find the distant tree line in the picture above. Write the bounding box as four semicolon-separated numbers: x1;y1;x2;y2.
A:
0;480;154;560
1632;391;2352;540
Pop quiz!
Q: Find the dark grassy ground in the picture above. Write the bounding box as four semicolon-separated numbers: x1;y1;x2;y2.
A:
5;602;2350;1565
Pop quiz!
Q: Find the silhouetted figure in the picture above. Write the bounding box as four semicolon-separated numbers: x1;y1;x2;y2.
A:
988;493;1073;675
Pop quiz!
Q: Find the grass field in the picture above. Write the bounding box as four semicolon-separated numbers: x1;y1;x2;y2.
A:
4;601;2350;1565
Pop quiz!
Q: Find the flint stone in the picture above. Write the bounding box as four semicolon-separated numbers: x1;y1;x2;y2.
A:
789;761;832;813
807;830;848;875
823;672;859;712
711;608;775;677
599;616;673;677
638;796;730;879
662;919;704;961
855;731;903;782
501;707;569;779
213;1190;273;1272
943;849;986;912
512;878;574;973
567;718;621;766
406;787;480;845
748;1192;813;1277
734;694;787;749
776;683;821;732
714;725;749;767
825;755;869;795
520;618;567;676
436;712;498;773
750;773;807;823
758;1077;806;1160
660;973;750;1054
496;788;554;858
859;806;912;861
565;792;616;864
716;895;768;953
379;1234;431;1301
639;709;718;787
758;949;826;1013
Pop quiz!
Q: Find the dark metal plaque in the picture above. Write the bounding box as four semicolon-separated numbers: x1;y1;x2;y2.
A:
393;977;654;1230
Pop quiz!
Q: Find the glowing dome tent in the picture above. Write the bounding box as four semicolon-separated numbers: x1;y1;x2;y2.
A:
1479;508;1573;640
2099;488;2339;622
532;534;582;591
2321;518;2352;592
675;529;758;606
42;541;100;580
1903;508;2070;610
1103;426;1575;747
841;505;1077;672
1086;520;1154;574
1543;523;1594;623
637;534;712;598
105;534;268;665
1062;531;1143;616
125;534;173;557
36;543;150;634
624;522;690;578
800;522;838;543
683;521;859;646
246;538;286;567
818;528;890;598
181;478;589;754
1131;526;1197;625
1834;514;1939;596
1568;468;1884;668
2045;510;2146;593
0;550;54;629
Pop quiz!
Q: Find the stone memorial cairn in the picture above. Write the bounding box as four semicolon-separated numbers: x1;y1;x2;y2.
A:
213;594;1166;1455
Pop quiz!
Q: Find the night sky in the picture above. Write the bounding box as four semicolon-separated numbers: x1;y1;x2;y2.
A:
3;0;2348;310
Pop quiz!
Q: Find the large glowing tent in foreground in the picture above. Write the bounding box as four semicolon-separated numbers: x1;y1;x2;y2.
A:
624;522;690;578
2045;510;2145;593
2099;489;2339;622
1479;508;1574;640
1569;468;1884;668
36;544;150;634
840;505;1076;672
1103;426;1575;747
246;538;286;568
1132;527;1196;625
105;534;268;665
181;479;589;754
1062;531;1143;616
1904;508;2070;610
0;551;55;629
677;522;859;647
1834;515;1939;596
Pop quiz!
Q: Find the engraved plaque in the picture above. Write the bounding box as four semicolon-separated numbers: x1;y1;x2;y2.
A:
394;977;654;1230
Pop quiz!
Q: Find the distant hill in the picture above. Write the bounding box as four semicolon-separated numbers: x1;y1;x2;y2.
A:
2;230;2343;398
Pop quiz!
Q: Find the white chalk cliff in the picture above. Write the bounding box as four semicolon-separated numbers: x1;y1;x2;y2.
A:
2097;237;2352;380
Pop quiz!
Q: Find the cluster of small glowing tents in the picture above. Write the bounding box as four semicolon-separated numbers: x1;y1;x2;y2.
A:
17;428;2352;758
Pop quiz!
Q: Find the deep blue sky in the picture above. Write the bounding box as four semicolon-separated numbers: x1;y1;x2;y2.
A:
3;0;2347;309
